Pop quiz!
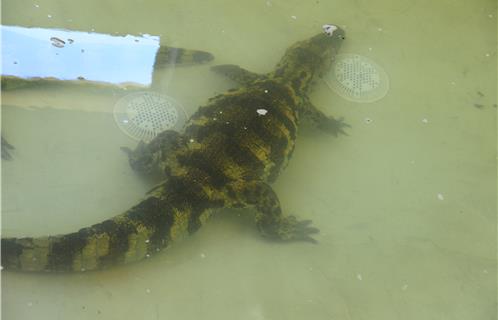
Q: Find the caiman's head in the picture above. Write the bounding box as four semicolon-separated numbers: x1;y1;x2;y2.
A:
271;24;345;94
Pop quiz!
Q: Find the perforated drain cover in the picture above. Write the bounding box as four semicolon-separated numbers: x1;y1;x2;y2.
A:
325;54;389;103
114;91;187;142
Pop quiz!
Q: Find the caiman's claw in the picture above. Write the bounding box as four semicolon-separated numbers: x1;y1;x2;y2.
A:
293;219;320;244
318;116;351;137
272;216;320;244
2;136;15;160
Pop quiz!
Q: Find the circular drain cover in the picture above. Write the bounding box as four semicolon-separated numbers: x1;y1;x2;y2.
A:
114;91;187;142
325;54;389;103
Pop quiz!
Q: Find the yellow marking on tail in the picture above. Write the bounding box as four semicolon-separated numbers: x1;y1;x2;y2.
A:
170;208;191;242
124;224;154;264
72;233;110;271
19;237;50;271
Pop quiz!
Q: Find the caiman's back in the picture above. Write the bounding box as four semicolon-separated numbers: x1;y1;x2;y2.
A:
181;79;299;186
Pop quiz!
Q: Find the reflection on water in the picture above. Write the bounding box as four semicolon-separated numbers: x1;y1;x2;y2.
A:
1;25;214;92
1;0;496;319
2;25;160;86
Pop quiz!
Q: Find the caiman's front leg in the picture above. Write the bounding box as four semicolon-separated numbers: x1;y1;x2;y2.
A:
298;96;350;136
121;130;182;176
1;136;14;160
224;180;319;243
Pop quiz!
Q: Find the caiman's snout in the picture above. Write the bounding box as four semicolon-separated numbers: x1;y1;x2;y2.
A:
306;24;345;61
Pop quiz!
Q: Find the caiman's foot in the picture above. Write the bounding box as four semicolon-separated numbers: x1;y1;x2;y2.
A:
224;180;320;243
259;215;320;243
317;116;351;137
1;136;14;160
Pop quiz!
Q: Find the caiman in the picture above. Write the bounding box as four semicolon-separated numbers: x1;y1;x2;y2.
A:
1;24;347;272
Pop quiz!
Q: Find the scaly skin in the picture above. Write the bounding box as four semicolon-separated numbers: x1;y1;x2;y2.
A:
1;26;347;272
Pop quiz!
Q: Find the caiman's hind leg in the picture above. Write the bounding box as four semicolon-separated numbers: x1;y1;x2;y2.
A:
1;136;14;160
224;180;319;243
121;130;182;177
211;64;265;85
298;97;350;136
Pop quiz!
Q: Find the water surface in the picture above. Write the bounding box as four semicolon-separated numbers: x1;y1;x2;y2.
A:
1;0;496;319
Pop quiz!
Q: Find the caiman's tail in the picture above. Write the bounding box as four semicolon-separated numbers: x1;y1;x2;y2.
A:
1;179;209;272
153;45;214;68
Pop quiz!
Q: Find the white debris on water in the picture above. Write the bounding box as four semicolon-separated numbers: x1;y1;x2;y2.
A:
322;24;338;36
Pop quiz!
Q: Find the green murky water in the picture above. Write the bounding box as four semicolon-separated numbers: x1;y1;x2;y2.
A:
1;0;496;319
